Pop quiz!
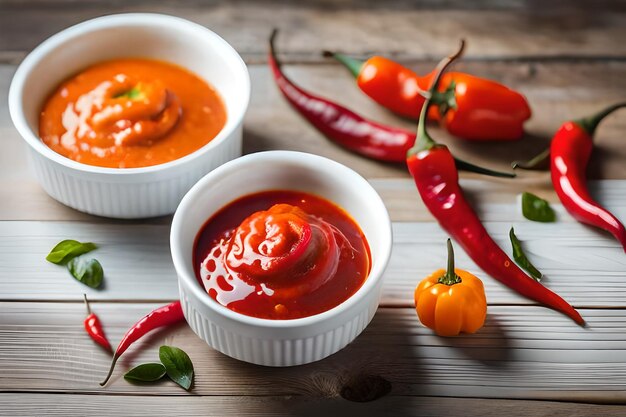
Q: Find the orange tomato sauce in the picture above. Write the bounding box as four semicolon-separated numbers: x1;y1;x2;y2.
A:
39;58;227;168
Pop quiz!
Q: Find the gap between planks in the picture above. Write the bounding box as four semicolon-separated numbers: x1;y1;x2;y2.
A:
2;61;626;195
4;52;626;66
2;394;626;417
1;304;626;402
1;190;624;307
2;0;626;61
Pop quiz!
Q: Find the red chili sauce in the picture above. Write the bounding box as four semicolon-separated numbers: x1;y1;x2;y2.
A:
193;191;371;320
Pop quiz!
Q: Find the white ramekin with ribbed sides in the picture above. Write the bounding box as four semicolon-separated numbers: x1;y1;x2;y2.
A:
171;151;393;366
8;14;250;218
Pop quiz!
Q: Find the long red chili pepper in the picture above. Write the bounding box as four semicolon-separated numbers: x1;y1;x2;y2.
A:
100;300;184;386
83;294;112;353
269;30;514;178
551;104;626;251
325;51;531;141
406;41;584;325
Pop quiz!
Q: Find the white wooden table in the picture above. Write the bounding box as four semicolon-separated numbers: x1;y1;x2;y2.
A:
1;1;626;415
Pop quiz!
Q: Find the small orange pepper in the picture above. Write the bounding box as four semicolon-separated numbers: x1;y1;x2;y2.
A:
414;239;487;336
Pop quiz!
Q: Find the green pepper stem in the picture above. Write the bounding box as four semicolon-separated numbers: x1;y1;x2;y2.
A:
405;40;515;178
438;239;462;286
455;158;516;178
83;294;91;315
511;148;550;170
408;40;466;156
323;51;363;78
417;82;458;116
574;102;626;138
513;102;626;170
100;354;119;387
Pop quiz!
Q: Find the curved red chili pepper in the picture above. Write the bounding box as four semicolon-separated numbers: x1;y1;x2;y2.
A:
550;103;626;252
100;300;184;386
326;52;531;141
406;41;583;325
270;31;413;162
83;294;112;353
269;30;514;178
408;147;583;324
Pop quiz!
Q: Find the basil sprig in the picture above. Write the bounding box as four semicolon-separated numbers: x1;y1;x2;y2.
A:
46;239;105;288
123;346;194;391
46;240;97;265
509;227;542;281
521;192;556;222
67;257;104;289
124;363;167;382
160;346;194;390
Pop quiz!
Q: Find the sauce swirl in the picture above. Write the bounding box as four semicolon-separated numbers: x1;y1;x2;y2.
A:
193;191;371;320
39;58;226;168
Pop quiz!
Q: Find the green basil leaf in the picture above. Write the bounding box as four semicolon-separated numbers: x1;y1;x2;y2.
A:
46;240;97;265
67;257;103;288
124;363;167;382
521;192;556;222
159;345;194;391
115;86;142;100
509;227;542;281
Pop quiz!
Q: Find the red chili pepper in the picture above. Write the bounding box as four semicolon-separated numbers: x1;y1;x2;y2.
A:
406;41;584;325
325;52;531;141
83;294;112;353
100;300;184;386
551;104;626;251
269;31;412;163
269;30;514;178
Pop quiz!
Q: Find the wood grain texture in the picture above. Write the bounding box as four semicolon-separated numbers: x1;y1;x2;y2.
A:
1;303;625;402
1;0;626;412
1;193;624;306
1;0;626;63
244;61;626;180
2;394;626;417
1;61;626;221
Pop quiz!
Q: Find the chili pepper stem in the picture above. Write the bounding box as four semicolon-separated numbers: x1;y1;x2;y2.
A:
512;102;626;170
417;83;458;116
83;294;91;315
575;102;626;137
100;355;119;386
439;239;462;285
323;51;363;78
455;159;516;178
511;148;550;170
406;40;515;178
408;40;465;156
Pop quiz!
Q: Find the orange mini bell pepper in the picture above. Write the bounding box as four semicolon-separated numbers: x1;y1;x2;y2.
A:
414;239;487;336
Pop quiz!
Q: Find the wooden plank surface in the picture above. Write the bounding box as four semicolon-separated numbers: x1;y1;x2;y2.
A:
2;0;626;63
2;61;626;187
2;0;626;414
1;61;625;223
2;394;626;417
2;206;625;306
1;303;626;403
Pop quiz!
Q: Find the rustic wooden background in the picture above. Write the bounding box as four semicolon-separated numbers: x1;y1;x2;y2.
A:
1;1;626;416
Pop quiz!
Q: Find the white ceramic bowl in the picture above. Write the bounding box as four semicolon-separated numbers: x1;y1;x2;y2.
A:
171;151;393;366
8;14;250;218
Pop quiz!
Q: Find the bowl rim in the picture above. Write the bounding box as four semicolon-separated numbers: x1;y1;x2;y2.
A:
170;150;393;329
7;13;250;176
